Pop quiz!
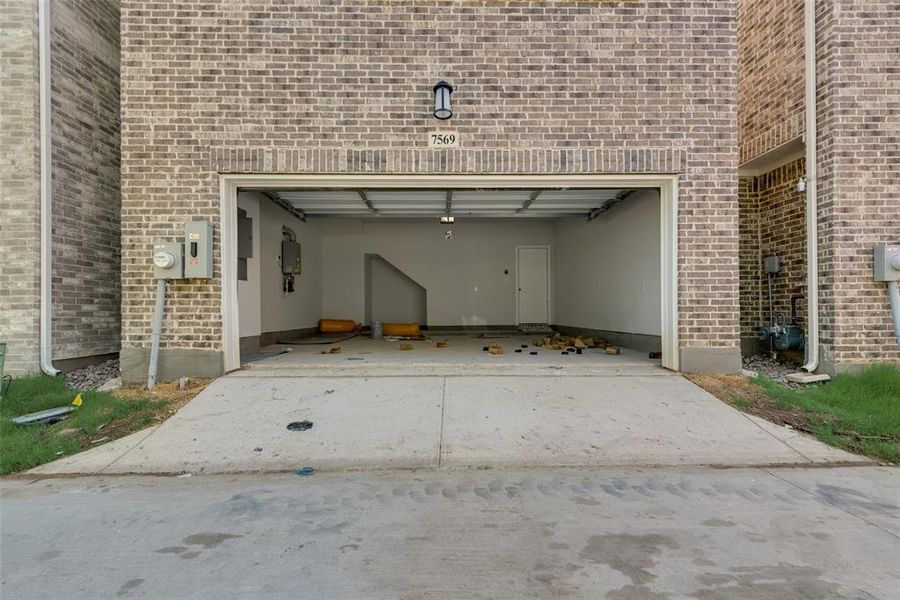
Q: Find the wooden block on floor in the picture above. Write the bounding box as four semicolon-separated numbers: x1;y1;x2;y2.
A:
605;346;620;355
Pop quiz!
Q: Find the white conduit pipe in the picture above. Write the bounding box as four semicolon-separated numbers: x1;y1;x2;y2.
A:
147;279;167;389
39;0;59;376
801;0;820;373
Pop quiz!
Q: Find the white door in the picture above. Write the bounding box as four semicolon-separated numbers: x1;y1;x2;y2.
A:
517;247;549;324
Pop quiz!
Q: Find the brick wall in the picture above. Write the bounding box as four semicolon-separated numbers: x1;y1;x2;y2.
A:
739;159;808;353
738;0;804;164
120;0;739;362
50;0;121;360
0;0;120;375
738;176;760;345
816;0;900;369
738;0;899;371
0;0;40;375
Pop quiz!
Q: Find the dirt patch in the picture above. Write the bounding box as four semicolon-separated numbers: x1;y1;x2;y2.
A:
685;374;811;432
115;379;211;413
92;380;212;441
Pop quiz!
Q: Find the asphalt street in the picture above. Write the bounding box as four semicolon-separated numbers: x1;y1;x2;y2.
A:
2;465;898;599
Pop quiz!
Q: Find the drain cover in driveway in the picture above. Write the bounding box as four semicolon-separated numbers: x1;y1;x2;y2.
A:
287;421;314;432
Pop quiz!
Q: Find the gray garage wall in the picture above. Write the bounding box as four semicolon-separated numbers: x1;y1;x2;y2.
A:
238;196;660;338
366;254;427;326
237;192;322;340
319;219;556;327
236;193;262;338
554;190;662;337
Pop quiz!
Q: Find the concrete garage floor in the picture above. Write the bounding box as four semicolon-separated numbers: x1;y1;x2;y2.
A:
242;333;664;377
30;366;867;476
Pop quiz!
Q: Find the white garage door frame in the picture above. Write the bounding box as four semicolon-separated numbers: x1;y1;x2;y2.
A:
219;174;680;372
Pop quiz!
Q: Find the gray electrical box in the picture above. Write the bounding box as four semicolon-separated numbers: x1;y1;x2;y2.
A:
874;245;900;281
282;240;301;274
237;213;253;258
184;220;214;279
152;241;183;279
764;255;782;274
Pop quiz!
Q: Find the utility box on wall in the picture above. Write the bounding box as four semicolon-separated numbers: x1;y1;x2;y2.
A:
874;245;900;281
184;220;214;279
152;241;183;279
282;240;301;275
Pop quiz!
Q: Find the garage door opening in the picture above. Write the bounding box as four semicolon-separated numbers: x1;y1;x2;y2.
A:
219;175;679;372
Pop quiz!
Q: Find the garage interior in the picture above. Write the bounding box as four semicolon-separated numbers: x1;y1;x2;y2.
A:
235;187;663;371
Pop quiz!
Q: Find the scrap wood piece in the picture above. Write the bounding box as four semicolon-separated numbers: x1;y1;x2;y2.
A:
489;345;504;355
606;346;621;355
436;340;448;348
400;343;414;351
321;346;342;354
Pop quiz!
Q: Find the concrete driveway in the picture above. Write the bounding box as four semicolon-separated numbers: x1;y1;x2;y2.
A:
30;372;866;476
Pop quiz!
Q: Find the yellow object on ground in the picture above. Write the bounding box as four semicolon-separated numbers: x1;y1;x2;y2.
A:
71;394;83;407
383;323;421;337
318;319;357;333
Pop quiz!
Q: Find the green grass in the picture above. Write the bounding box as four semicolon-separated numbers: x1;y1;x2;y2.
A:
754;364;900;463
0;374;165;475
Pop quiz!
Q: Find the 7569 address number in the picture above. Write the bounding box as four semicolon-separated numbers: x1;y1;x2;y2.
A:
428;131;459;148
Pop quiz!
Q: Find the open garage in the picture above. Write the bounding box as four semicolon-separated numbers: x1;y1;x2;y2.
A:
223;176;678;374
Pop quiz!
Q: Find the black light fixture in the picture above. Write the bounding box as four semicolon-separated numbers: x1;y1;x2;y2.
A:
433;80;453;120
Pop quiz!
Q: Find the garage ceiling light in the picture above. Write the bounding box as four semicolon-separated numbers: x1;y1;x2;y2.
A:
440;215;455;224
433;81;453;120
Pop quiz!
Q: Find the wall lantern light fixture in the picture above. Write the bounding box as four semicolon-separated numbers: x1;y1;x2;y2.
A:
433;80;454;120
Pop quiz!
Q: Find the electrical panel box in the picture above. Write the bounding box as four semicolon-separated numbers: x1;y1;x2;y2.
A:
282;240;301;274
184;220;213;279
237;214;253;258
874;245;900;281
764;256;782;274
152;241;183;279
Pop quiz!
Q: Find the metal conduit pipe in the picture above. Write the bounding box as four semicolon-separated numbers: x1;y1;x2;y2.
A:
147;279;168;390
888;281;900;345
801;0;821;373
39;0;59;376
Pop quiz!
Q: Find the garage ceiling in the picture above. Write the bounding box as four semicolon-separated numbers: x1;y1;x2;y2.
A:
267;188;638;219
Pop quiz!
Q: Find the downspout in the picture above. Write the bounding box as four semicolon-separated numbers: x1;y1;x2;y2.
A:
801;0;820;373
38;0;59;376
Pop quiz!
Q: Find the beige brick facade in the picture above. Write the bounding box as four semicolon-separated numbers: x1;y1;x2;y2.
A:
738;0;805;163
119;0;740;371
0;0;41;374
738;0;900;372
739;159;808;351
0;0;120;375
815;0;900;370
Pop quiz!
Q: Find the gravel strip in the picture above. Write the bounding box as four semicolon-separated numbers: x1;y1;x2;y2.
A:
742;355;805;388
65;359;120;391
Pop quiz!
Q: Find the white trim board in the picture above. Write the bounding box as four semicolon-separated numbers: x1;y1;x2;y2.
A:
219;174;680;372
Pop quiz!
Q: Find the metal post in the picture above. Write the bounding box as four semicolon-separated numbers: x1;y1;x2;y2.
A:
147;278;167;389
888;281;900;345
